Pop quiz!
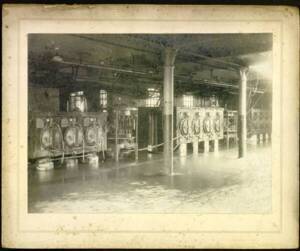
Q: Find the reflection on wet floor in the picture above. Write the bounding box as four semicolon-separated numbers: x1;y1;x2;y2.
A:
28;143;272;214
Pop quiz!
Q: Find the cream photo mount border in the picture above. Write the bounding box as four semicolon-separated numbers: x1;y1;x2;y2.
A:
3;5;299;248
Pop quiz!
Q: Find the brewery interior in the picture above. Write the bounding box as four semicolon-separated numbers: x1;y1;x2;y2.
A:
28;34;272;213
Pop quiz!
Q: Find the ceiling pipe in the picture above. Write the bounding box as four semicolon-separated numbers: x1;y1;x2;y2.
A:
176;74;268;92
38;57;267;93
53;59;152;75
178;51;243;71
70;34;244;71
122;34;165;50
176;56;234;71
74;77;156;97
41;60;267;93
121;35;242;69
69;34;160;55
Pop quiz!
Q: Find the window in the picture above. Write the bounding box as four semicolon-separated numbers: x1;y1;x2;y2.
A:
69;91;85;112
146;88;160;107
99;90;108;108
183;94;193;107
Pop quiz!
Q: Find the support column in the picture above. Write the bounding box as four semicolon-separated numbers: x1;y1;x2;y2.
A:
163;48;177;175
193;141;198;155
179;143;187;157
115;110;119;162
87;153;99;168
262;133;266;143
66;158;78;169
214;139;219;153
226;134;230;149
204;140;210;153
148;111;155;152
135;113;139;161
36;158;54;171
238;68;248;158
154;112;158;146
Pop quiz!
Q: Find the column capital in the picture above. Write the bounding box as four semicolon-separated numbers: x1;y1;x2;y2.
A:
164;47;177;67
239;67;249;78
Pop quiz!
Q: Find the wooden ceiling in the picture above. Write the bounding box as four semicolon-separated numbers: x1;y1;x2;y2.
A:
28;33;272;97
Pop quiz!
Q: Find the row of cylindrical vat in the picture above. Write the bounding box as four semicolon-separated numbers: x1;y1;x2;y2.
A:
175;107;272;150
28;112;107;160
176;107;224;144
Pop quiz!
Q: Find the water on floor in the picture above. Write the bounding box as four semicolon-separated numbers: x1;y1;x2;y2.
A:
28;143;272;214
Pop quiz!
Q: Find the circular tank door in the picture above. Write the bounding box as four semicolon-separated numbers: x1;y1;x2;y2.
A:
77;127;84;146
52;127;62;149
85;126;97;146
64;127;76;147
41;128;52;149
192;113;201;136
214;113;221;133
203;113;212;134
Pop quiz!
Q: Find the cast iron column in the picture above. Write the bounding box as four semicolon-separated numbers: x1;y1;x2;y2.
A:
163;48;177;175
238;68;248;158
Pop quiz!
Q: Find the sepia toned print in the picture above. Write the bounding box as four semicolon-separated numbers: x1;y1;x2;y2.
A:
2;5;299;249
28;33;272;214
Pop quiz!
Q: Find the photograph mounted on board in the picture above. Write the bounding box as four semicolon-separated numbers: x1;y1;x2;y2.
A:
2;4;299;249
28;33;273;214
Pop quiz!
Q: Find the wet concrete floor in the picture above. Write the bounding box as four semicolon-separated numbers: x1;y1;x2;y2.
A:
28;143;272;213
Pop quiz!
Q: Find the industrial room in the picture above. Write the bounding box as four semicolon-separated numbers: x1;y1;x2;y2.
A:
28;33;272;213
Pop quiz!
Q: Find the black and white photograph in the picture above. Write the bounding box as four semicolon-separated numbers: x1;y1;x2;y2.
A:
2;5;299;249
28;33;273;213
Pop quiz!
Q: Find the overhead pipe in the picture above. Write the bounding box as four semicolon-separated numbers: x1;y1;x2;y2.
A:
43;58;266;94
192;80;266;93
70;34;244;71
178;51;243;71
115;35;243;70
123;34;165;49
53;59;152;75
176;74;267;93
50;54;263;95
60;66;265;94
74;77;161;95
69;34;160;55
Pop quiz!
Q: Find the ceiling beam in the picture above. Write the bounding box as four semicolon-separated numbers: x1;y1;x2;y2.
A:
69;34;243;72
178;50;243;71
54;59;153;75
212;50;272;60
69;34;160;55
